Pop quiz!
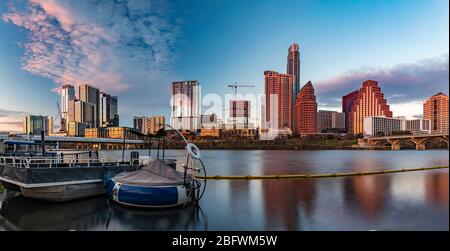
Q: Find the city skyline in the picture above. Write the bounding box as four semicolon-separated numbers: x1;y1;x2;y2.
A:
0;0;449;132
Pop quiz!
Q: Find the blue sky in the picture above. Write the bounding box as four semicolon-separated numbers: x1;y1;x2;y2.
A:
0;0;448;131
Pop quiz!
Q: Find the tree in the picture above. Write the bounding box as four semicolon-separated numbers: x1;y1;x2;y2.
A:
375;131;385;137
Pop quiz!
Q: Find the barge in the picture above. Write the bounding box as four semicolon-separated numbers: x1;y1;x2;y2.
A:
0;154;141;201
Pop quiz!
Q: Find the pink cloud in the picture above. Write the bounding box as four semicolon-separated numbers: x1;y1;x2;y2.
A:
2;0;180;98
315;54;449;105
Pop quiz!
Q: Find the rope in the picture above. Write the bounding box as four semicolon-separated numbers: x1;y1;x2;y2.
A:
195;165;449;180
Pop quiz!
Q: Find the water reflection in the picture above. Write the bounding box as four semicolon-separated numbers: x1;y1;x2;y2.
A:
425;172;449;206
0;150;448;230
103;203;200;231
0;196;108;230
261;179;316;230
343;176;390;219
0;195;202;231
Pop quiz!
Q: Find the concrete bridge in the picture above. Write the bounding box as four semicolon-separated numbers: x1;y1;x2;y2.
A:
364;133;449;150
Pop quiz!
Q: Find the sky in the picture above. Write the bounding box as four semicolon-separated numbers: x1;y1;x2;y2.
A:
0;0;448;132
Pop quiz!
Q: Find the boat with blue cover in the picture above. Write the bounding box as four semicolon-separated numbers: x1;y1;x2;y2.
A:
107;158;189;208
106;125;207;209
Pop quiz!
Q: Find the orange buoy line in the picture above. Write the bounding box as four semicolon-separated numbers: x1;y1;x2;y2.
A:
195;165;449;180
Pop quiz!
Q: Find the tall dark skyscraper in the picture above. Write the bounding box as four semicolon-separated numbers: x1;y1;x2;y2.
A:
287;43;300;130
287;43;300;98
79;84;100;127
342;90;359;132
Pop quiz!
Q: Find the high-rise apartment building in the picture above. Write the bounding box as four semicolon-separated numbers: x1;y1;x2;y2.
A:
264;71;293;131
79;84;100;127
347;80;392;135
171;80;200;131
423;92;449;134
294;81;317;134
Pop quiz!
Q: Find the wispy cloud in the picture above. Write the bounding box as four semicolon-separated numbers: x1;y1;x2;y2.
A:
315;54;449;107
0;108;27;132
2;0;181;99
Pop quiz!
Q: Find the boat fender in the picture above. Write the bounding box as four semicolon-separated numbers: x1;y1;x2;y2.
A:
186;143;201;160
112;182;121;202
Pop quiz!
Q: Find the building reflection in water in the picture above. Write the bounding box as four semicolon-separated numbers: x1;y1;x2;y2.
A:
425;172;449;206
343;159;390;219
261;179;317;230
258;150;319;230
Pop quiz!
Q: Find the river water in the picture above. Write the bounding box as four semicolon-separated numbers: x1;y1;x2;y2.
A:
0;150;448;230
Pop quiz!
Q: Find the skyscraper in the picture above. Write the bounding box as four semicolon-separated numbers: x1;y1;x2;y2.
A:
79;84;100;127
294;81;317;134
287;44;300;129
264;71;293;130
66;99;90;136
342;90;359;132
110;96;119;126
171;80;201;131
348;80;392;135
74;100;95;127
23;115;52;135
99;92;119;127
423;92;449;134
60;84;76;132
287;43;300;100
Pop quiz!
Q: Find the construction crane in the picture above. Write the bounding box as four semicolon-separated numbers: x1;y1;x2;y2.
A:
228;82;255;97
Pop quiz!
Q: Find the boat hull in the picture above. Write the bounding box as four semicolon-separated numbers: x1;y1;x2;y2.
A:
107;180;189;208
20;182;105;202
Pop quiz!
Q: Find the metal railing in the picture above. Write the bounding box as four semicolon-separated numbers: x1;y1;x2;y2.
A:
0;156;137;169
